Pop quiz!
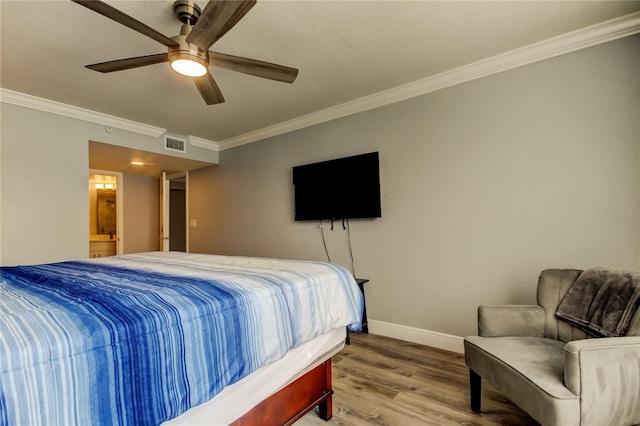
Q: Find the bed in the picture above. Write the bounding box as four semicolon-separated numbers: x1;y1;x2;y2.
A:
0;251;363;425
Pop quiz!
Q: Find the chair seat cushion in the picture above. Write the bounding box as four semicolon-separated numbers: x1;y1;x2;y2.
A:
465;336;576;399
465;336;580;426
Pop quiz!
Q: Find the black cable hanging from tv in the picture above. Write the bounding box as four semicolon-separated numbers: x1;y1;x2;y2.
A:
346;218;356;278
319;218;357;278
320;220;331;263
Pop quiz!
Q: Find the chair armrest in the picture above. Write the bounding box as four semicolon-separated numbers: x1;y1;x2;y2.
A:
564;336;640;394
477;305;545;337
564;337;640;425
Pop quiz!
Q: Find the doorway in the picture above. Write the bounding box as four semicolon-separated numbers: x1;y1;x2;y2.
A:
169;176;187;251
161;172;189;252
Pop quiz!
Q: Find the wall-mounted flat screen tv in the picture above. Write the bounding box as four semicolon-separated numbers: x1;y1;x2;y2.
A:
292;152;381;221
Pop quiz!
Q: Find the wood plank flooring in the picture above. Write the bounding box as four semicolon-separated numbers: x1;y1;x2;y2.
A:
298;332;539;426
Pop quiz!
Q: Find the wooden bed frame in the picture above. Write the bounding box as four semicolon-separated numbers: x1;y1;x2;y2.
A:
231;359;333;425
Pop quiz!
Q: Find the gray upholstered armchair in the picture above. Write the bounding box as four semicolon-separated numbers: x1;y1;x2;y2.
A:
464;268;640;426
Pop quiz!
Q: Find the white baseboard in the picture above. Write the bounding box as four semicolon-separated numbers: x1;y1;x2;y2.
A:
367;319;464;354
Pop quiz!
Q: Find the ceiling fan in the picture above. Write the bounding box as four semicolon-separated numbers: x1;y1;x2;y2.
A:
72;0;298;105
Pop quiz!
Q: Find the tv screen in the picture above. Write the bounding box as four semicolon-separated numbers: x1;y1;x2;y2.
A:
292;152;381;221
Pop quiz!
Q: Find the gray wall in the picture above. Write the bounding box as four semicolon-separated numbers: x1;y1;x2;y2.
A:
189;35;640;337
1;105;95;265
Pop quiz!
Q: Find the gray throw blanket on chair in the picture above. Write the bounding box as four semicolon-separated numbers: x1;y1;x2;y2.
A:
556;267;640;337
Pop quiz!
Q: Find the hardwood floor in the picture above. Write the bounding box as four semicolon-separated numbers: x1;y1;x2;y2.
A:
298;332;539;426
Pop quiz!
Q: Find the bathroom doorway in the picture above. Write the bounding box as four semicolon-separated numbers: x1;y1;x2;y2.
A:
89;170;123;257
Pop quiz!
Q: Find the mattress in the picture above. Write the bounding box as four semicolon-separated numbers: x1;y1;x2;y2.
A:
0;252;363;425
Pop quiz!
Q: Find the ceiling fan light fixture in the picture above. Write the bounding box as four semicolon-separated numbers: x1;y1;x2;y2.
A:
171;57;207;77
168;41;209;77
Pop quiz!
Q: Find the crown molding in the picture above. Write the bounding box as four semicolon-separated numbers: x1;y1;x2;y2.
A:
189;135;220;152
217;11;640;150
0;88;166;138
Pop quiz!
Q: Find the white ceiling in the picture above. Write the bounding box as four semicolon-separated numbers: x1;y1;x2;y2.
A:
2;0;640;147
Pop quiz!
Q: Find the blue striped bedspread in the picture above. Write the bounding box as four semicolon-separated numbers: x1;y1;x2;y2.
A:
0;252;363;425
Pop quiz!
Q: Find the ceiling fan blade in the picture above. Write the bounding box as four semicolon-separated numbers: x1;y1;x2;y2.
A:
86;53;169;73
210;52;298;83
186;0;257;51
194;73;225;105
71;0;178;47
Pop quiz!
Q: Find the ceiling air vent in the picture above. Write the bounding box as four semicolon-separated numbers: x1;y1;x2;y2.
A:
164;135;186;153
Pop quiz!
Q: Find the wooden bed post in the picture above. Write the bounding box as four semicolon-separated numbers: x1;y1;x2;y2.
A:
318;360;333;420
